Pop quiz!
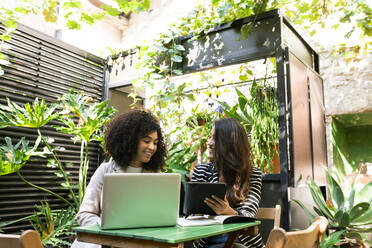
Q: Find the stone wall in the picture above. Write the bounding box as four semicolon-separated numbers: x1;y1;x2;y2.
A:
321;53;372;116
320;51;372;168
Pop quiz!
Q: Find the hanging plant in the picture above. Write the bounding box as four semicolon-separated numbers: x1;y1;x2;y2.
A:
248;78;279;173
219;76;279;173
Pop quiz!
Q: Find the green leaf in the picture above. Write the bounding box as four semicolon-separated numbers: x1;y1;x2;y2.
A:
353;208;372;224
0;98;57;128
313;206;324;217
0;34;12;41
42;7;58;23
80;13;95;25
346;186;355;211
172;69;183;75
175;45;185;51
66;20;81;30
355;181;372;204
308;180;335;221
0;137;46;175
344;232;363;242
239;74;248;81
326;172;345;210
241;22;253;39
4;18;17;30
320;230;345;248
349;202;371;222
238;95;248;112
143;0;151;10
335;210;350;227
14;7;29;15
292;199;316;221
55;89;116;143
171;55;182;62
155;45;168;52
101;4;121;16
63;1;82;8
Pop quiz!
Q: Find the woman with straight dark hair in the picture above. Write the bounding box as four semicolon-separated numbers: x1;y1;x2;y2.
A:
192;118;263;248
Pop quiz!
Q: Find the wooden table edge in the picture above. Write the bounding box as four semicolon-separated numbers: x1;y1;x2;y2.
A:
75;221;260;248
77;232;184;248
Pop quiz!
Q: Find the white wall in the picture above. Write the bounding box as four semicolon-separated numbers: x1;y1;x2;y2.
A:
1;0;122;58
120;0;198;50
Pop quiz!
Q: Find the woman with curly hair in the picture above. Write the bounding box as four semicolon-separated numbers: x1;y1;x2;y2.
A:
192;118;263;248
72;109;166;248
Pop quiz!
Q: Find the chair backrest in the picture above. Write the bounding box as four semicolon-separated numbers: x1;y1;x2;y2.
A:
0;230;43;248
265;216;329;248
256;204;281;228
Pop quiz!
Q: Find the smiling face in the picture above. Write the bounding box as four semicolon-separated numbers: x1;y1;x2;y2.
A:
207;127;216;162
130;131;158;167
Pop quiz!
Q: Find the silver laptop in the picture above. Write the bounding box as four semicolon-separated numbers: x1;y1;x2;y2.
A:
101;173;181;229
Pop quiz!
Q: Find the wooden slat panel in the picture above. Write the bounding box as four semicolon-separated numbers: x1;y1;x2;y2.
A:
0;23;105;234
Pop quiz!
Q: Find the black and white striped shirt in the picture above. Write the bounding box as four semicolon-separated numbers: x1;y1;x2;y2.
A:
192;163;263;248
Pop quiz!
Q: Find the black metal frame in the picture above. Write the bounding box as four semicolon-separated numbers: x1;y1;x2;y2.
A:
174;9;323;230
104;8;326;232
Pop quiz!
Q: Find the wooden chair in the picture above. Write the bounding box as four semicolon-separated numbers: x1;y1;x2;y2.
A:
225;205;282;247
256;204;281;228
0;230;43;248
265;216;329;248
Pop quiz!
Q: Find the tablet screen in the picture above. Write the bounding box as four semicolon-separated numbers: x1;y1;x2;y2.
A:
183;182;226;216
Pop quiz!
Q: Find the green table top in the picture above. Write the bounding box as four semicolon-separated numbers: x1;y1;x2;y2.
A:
73;221;261;243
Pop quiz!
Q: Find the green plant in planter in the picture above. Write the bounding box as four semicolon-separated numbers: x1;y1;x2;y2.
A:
294;169;372;246
0;90;116;246
248;79;279;173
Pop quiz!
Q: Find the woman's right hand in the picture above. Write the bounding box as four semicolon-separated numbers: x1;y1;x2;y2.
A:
204;195;237;215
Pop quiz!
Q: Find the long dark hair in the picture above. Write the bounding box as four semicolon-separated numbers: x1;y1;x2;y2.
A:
213;118;253;205
104;110;166;171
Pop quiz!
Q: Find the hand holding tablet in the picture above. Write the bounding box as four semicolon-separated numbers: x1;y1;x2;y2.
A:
183;182;226;216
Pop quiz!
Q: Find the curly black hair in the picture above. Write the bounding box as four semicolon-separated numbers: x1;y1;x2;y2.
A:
104;110;166;171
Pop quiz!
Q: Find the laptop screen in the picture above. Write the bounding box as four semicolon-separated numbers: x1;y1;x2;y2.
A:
101;173;181;229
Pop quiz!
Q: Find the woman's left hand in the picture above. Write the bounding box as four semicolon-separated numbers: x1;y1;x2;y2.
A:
204;195;238;215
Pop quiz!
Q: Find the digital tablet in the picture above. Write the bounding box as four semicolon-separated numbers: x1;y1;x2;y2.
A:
183;182;226;216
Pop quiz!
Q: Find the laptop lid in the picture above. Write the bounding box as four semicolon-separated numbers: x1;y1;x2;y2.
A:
101;173;181;229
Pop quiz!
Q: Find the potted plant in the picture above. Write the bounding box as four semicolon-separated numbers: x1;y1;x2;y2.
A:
294;168;372;247
248;79;279;173
0;90;116;245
